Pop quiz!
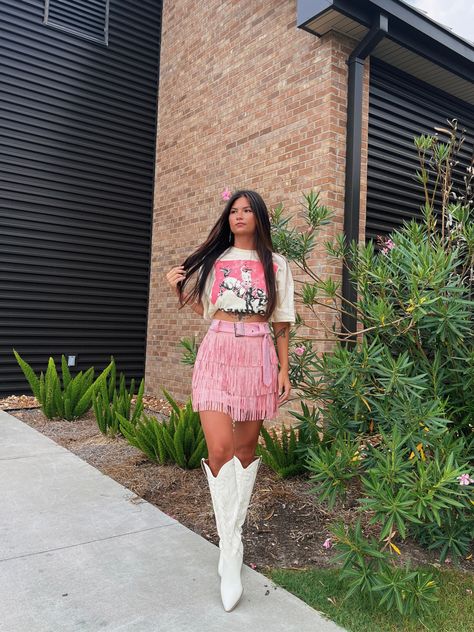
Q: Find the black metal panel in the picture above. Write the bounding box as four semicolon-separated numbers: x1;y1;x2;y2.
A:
0;0;162;396
366;58;474;243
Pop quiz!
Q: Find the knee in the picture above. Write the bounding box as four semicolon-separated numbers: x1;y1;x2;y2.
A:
208;444;234;473
234;446;256;469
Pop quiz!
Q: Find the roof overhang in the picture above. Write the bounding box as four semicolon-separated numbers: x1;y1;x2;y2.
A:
297;0;474;105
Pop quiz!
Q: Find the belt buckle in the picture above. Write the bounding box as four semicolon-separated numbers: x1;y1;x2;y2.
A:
234;321;245;337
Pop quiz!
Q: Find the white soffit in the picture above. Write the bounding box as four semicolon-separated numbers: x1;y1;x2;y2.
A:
305;12;474;105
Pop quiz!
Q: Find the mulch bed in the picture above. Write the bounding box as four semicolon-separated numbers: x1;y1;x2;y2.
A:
2;395;473;575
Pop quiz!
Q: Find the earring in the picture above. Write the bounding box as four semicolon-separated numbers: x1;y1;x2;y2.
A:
229;231;232;243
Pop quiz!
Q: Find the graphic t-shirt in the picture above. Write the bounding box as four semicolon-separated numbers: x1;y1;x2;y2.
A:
201;246;295;323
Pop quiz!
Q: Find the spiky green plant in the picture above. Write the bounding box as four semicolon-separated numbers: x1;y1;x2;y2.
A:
92;364;145;437
256;423;310;478
179;336;199;366
13;350;113;420
119;388;207;468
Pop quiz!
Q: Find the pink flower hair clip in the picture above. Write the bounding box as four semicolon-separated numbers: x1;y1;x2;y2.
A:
221;187;232;201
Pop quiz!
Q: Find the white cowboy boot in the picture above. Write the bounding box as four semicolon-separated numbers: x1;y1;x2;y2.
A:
201;457;243;612
218;455;262;577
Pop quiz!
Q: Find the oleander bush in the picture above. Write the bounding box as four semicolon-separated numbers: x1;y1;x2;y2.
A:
329;519;440;617
92;359;144;437
13;350;113;420
119;388;207;468
268;119;474;617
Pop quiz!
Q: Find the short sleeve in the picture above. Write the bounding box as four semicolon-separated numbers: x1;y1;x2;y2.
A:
269;255;296;324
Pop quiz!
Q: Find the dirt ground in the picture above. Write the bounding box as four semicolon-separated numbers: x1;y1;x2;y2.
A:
3;395;473;575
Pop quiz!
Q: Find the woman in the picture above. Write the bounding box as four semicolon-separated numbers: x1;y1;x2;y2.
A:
165;189;295;612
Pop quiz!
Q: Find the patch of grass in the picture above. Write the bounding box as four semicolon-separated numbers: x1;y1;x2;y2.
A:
265;566;474;632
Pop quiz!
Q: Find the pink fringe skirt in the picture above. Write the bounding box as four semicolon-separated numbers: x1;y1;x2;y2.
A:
191;319;279;421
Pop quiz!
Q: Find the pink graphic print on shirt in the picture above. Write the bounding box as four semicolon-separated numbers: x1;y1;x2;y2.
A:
211;259;278;314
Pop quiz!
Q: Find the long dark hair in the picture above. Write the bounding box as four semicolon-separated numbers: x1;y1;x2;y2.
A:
177;189;277;319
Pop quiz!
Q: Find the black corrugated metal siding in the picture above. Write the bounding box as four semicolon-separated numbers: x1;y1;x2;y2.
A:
0;0;162;396
367;58;474;243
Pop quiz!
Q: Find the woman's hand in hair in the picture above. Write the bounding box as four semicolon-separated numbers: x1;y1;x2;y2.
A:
166;266;203;315
166;265;186;296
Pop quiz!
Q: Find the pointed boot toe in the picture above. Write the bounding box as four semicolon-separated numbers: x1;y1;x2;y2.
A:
220;550;243;611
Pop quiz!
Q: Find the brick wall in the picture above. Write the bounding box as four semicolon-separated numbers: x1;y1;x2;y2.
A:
145;0;369;425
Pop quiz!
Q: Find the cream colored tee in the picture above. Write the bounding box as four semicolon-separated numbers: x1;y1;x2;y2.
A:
200;246;295;324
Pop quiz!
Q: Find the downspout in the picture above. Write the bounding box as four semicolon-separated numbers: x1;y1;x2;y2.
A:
341;13;388;346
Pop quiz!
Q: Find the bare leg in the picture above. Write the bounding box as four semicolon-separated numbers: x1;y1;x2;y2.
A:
199;410;235;476
233;419;264;468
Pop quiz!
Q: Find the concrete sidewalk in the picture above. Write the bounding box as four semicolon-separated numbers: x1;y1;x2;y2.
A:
0;410;346;632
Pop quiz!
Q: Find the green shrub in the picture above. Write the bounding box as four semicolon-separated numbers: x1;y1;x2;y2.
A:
13;350;113;420
119;388;207;468
119;413;166;463
92;360;144;437
415;509;474;563
330;520;439;618
268;119;474;618
256;423;310;478
306;434;364;508
289;400;325;447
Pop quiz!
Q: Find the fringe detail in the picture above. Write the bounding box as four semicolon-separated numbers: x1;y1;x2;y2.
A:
192;389;279;421
193;364;277;396
191;329;279;421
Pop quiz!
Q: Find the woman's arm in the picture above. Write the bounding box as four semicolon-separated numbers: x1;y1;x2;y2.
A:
271;321;291;404
189;299;204;316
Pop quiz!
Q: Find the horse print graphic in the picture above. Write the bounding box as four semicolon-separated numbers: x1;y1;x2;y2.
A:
211;259;278;314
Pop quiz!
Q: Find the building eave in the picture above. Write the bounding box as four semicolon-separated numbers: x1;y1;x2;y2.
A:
297;0;474;105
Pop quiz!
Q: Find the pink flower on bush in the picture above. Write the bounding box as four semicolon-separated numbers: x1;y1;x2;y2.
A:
457;473;474;485
376;234;396;255
294;346;305;356
381;239;395;254
323;538;332;549
221;187;232;201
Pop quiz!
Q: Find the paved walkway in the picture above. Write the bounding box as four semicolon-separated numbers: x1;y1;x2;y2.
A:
0;410;346;632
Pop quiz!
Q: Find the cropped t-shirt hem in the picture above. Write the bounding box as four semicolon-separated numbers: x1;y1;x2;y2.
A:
200;247;296;324
203;313;296;325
